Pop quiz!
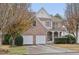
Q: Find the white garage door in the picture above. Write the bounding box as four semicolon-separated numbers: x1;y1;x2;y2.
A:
23;35;33;44
36;35;46;44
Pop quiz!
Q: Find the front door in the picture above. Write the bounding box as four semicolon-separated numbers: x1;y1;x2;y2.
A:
47;31;53;43
54;31;58;38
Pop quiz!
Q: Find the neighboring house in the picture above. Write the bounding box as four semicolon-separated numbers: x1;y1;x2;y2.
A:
22;8;67;45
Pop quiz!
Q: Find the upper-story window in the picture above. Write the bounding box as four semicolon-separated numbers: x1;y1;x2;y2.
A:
33;20;36;26
52;22;55;29
46;21;51;27
53;22;58;29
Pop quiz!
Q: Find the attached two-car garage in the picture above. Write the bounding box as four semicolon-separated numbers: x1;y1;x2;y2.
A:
23;35;46;45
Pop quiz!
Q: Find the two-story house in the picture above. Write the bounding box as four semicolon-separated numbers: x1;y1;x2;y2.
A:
22;8;67;45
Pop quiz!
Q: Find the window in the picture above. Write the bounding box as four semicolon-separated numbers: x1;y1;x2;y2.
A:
53;22;58;29
52;22;55;29
46;21;51;27
33;20;36;26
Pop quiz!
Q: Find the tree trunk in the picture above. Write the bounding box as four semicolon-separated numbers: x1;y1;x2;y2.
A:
11;36;16;47
12;39;15;47
76;24;78;43
1;33;3;45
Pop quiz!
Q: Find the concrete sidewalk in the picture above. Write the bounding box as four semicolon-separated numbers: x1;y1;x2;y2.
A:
26;45;76;55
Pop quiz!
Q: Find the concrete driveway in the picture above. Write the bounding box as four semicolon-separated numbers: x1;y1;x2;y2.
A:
26;45;76;55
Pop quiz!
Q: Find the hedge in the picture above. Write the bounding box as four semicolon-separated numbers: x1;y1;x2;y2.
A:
54;35;76;44
54;37;68;44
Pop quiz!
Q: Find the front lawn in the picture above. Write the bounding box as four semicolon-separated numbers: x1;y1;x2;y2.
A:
0;45;27;55
53;44;79;52
8;46;27;55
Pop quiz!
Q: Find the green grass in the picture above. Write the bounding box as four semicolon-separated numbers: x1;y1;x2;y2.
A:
0;45;27;55
8;46;27;55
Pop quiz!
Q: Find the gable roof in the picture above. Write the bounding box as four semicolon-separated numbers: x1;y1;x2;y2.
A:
23;17;48;35
38;7;49;15
36;7;51;18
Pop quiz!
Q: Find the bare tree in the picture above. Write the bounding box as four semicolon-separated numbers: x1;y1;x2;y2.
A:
0;3;32;46
65;3;79;43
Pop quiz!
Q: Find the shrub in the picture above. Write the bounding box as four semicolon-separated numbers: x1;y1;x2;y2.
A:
3;34;11;45
64;34;76;44
54;34;76;44
9;35;23;46
15;35;23;46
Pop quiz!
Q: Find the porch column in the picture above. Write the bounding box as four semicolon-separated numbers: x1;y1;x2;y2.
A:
52;31;54;44
58;31;61;37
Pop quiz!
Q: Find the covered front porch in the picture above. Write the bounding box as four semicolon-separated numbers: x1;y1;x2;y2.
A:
46;31;63;44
